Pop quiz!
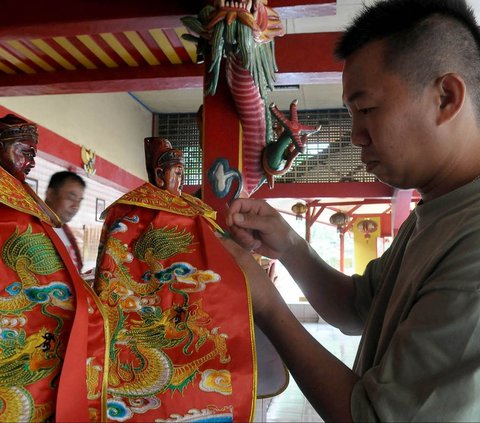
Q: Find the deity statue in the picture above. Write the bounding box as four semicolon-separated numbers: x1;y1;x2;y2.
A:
0;113;107;422
95;137;265;422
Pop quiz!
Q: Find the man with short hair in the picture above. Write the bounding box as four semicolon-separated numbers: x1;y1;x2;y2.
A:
222;0;480;421
45;171;86;273
0;113;107;422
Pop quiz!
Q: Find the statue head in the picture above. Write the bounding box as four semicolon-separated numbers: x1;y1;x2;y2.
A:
144;137;185;196
0;114;38;181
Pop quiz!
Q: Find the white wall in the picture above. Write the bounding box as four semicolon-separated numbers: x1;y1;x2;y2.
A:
0;92;152;180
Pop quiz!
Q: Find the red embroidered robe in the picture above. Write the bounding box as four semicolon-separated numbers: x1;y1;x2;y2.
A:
95;183;256;422
0;167;107;422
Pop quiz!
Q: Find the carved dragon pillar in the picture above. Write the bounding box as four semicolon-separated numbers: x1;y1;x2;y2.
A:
182;0;320;228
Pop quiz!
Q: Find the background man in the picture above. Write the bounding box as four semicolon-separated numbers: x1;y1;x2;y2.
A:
45;171;85;273
222;0;480;421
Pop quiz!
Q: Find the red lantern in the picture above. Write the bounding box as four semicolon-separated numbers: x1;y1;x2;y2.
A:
357;219;378;239
291;202;308;220
329;212;350;232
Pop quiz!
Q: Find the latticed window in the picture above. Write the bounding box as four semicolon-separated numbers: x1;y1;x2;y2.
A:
155;109;375;185
155;113;202;186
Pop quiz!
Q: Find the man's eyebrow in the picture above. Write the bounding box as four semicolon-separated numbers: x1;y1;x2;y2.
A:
345;90;366;105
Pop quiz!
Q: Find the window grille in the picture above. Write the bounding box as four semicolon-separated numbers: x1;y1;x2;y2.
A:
155;113;202;186
155;109;374;185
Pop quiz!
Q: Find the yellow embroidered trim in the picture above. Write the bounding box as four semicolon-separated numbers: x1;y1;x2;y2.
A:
0;167;58;226
242;266;258;422
108;183;218;221
81;281;111;422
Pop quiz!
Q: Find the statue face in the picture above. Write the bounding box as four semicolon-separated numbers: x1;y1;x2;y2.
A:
157;163;184;196
0;137;37;181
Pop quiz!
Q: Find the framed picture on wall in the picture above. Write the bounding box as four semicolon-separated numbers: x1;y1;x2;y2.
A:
95;198;106;222
25;177;38;193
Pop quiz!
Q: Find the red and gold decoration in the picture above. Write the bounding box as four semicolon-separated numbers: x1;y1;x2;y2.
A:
81;145;96;177
329;210;351;273
291;201;308;220
0;166;59;225
352;217;381;274
356;218;379;240
329;211;350;232
0;167;107;423
95;183;256;422
181;1;321;226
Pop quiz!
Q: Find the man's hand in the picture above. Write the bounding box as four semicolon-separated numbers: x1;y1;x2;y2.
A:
225;198;301;260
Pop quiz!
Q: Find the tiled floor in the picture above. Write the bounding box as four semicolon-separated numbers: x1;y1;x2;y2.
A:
265;322;361;422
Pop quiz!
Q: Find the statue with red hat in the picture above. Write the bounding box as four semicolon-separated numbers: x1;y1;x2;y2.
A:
0;113;107;422
94;137;258;422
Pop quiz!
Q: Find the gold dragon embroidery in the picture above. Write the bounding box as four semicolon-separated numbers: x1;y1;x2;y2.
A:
0;226;64;312
0;226;69;422
97;224;231;417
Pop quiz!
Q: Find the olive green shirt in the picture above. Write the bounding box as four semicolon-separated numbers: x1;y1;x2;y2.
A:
351;180;480;422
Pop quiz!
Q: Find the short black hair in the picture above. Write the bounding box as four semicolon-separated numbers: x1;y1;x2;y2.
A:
47;171;86;191
335;0;480;116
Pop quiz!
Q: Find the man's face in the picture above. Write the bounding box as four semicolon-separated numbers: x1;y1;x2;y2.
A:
0;137;37;181
342;40;441;192
159;163;184;196
46;180;85;223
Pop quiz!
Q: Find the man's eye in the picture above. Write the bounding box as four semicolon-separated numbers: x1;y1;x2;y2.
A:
360;108;374;115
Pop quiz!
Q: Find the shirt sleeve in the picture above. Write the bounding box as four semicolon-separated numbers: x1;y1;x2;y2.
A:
351;231;480;422
352;255;386;322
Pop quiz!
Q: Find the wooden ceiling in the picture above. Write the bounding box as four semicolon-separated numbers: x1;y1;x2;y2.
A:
0;0;340;96
0;0;414;232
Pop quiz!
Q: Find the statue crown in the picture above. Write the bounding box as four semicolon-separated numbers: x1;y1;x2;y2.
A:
0;124;38;142
158;149;185;167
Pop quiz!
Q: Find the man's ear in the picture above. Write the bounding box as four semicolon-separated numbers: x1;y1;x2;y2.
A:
45;187;54;203
436;73;465;124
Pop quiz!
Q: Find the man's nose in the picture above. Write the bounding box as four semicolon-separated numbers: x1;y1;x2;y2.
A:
350;122;370;147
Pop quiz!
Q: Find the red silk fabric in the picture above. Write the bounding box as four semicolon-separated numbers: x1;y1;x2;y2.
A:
95;184;256;422
0;168;106;422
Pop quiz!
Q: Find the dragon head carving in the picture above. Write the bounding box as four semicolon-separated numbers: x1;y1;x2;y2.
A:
208;0;284;43
182;0;284;95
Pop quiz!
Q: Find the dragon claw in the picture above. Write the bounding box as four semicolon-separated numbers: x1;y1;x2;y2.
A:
262;100;321;187
271;100;319;138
